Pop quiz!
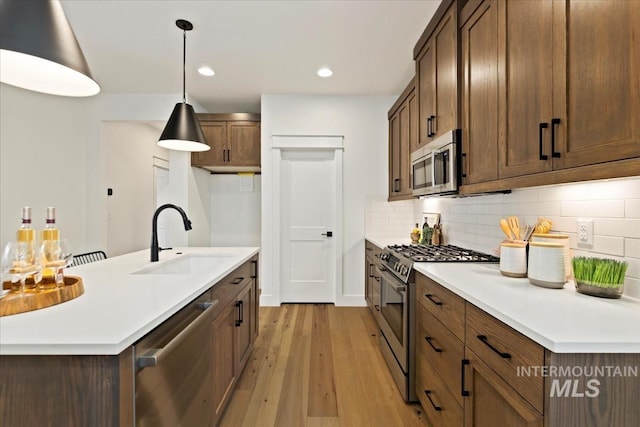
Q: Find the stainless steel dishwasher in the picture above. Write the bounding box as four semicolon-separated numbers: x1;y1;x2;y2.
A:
134;291;217;427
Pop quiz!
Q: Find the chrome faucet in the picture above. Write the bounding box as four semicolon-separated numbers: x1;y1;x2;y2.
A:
151;204;192;262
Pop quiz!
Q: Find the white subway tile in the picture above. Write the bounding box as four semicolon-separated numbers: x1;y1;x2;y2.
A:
624;258;640;283
518;201;562;217
540;181;592;201
596;219;640;238
561;200;625;218
623;277;640;300
507;188;539;203
591;235;625;257
625;238;640;258
625;199;640;218
588;178;640;200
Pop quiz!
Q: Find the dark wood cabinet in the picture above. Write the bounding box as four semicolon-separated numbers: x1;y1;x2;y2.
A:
211;301;238;423
388;78;416;201
459;0;640;193
415;2;458;146
364;240;383;326
191;113;261;170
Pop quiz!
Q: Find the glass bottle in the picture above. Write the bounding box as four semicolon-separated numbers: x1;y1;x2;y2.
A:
14;207;38;291
40;207;62;289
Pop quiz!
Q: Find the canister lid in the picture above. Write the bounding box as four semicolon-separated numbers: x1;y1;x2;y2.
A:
531;233;568;239
529;241;564;248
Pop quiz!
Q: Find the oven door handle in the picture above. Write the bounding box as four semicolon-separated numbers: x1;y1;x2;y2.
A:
378;268;407;293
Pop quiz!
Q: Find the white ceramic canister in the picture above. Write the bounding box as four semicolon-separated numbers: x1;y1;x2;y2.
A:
531;233;571;280
500;242;527;278
528;241;566;289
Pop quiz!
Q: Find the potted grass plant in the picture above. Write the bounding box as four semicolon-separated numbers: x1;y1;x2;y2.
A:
572;256;628;299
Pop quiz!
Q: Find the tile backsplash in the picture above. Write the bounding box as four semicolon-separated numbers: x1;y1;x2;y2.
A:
368;177;640;299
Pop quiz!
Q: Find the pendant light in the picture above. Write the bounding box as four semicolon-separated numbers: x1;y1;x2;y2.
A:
158;19;210;152
0;0;100;97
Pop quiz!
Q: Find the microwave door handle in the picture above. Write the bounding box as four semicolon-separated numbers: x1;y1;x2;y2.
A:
430;154;437;189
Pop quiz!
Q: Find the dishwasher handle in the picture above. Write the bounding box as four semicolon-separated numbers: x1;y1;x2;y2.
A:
137;299;218;369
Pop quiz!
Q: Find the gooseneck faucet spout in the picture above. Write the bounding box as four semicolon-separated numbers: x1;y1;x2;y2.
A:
151;204;192;262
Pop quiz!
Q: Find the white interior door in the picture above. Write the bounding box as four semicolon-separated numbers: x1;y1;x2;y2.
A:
281;149;337;302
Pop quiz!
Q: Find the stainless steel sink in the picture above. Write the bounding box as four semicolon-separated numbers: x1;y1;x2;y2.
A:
132;254;233;275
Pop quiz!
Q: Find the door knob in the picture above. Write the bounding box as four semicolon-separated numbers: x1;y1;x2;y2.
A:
321;231;333;237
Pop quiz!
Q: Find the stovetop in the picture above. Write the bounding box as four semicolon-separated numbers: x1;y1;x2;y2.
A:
387;244;499;263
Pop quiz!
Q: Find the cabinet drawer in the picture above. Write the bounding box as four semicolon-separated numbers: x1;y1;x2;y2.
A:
365;240;383;259
210;261;252;318
416;303;464;406
416;346;463;427
465;303;544;413
416;273;465;340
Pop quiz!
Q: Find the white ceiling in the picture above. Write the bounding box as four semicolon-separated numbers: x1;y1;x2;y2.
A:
61;0;440;113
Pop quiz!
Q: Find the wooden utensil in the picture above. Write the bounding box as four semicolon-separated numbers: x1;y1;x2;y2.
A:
508;216;520;240
500;219;514;240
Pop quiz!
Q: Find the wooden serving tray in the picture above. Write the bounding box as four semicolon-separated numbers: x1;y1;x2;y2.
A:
0;275;84;317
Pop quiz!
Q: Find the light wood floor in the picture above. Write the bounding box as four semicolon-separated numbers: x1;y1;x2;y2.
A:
219;304;428;427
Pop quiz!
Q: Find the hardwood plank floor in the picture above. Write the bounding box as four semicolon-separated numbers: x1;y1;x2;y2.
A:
220;304;428;427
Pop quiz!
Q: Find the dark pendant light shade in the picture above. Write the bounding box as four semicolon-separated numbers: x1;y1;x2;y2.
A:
158;102;210;152
0;0;100;97
158;19;209;152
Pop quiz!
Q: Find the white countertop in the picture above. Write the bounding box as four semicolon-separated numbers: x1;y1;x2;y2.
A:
0;247;259;356
413;262;640;353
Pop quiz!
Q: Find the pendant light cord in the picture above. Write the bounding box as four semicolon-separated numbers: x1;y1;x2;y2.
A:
182;29;187;103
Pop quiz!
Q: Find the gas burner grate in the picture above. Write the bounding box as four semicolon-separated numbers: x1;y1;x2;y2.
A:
387;244;499;263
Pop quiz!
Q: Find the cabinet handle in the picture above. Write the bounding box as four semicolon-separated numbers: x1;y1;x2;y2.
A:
251;260;258;279
235;301;242;326
231;277;244;285
425;293;443;306
239;300;244;324
426;117;432;137
369;263;374;278
551;118;561;158
374;276;380;282
539;122;549;160
374;304;380;312
461;359;470;397
429;115;436;136
227;149;231;162
477;335;512;359
424;390;442;411
425;336;442;353
461;152;467;178
393;178;400;192
222;149;227;162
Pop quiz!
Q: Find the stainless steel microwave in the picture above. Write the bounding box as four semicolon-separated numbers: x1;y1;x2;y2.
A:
411;129;461;197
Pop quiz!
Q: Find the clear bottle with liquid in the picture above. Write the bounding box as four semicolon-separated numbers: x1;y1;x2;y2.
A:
14;207;38;291
40;207;63;289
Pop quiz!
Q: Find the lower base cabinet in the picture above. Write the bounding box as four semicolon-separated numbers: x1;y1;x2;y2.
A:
414;272;639;426
212;302;239;423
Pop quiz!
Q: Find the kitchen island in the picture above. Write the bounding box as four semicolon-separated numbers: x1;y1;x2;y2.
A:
0;247;259;427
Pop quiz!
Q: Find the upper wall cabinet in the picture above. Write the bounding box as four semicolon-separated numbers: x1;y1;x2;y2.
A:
191;113;261;172
414;1;459;147
388;78;417;201
460;0;640;192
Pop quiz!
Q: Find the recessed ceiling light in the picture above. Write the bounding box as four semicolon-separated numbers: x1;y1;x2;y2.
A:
198;66;215;76
317;67;333;78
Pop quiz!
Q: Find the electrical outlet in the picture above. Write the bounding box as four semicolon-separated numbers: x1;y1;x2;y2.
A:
577;218;594;247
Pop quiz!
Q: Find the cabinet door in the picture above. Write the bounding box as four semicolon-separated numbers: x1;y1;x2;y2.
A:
433;7;457;139
227;121;261;167
461;0;499;184
417;40;435;147
191;121;226;166
236;283;254;372
464;349;543;427
212;303;237;423
364;257;373;308
552;0;640;169
408;89;419;154
389;110;402;197
499;0;554;178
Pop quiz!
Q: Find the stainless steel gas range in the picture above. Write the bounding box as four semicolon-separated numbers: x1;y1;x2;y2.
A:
374;244;499;402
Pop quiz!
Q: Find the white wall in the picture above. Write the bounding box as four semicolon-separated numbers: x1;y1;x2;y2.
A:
209;174;261;247
260;94;396;306
0;84;209;255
